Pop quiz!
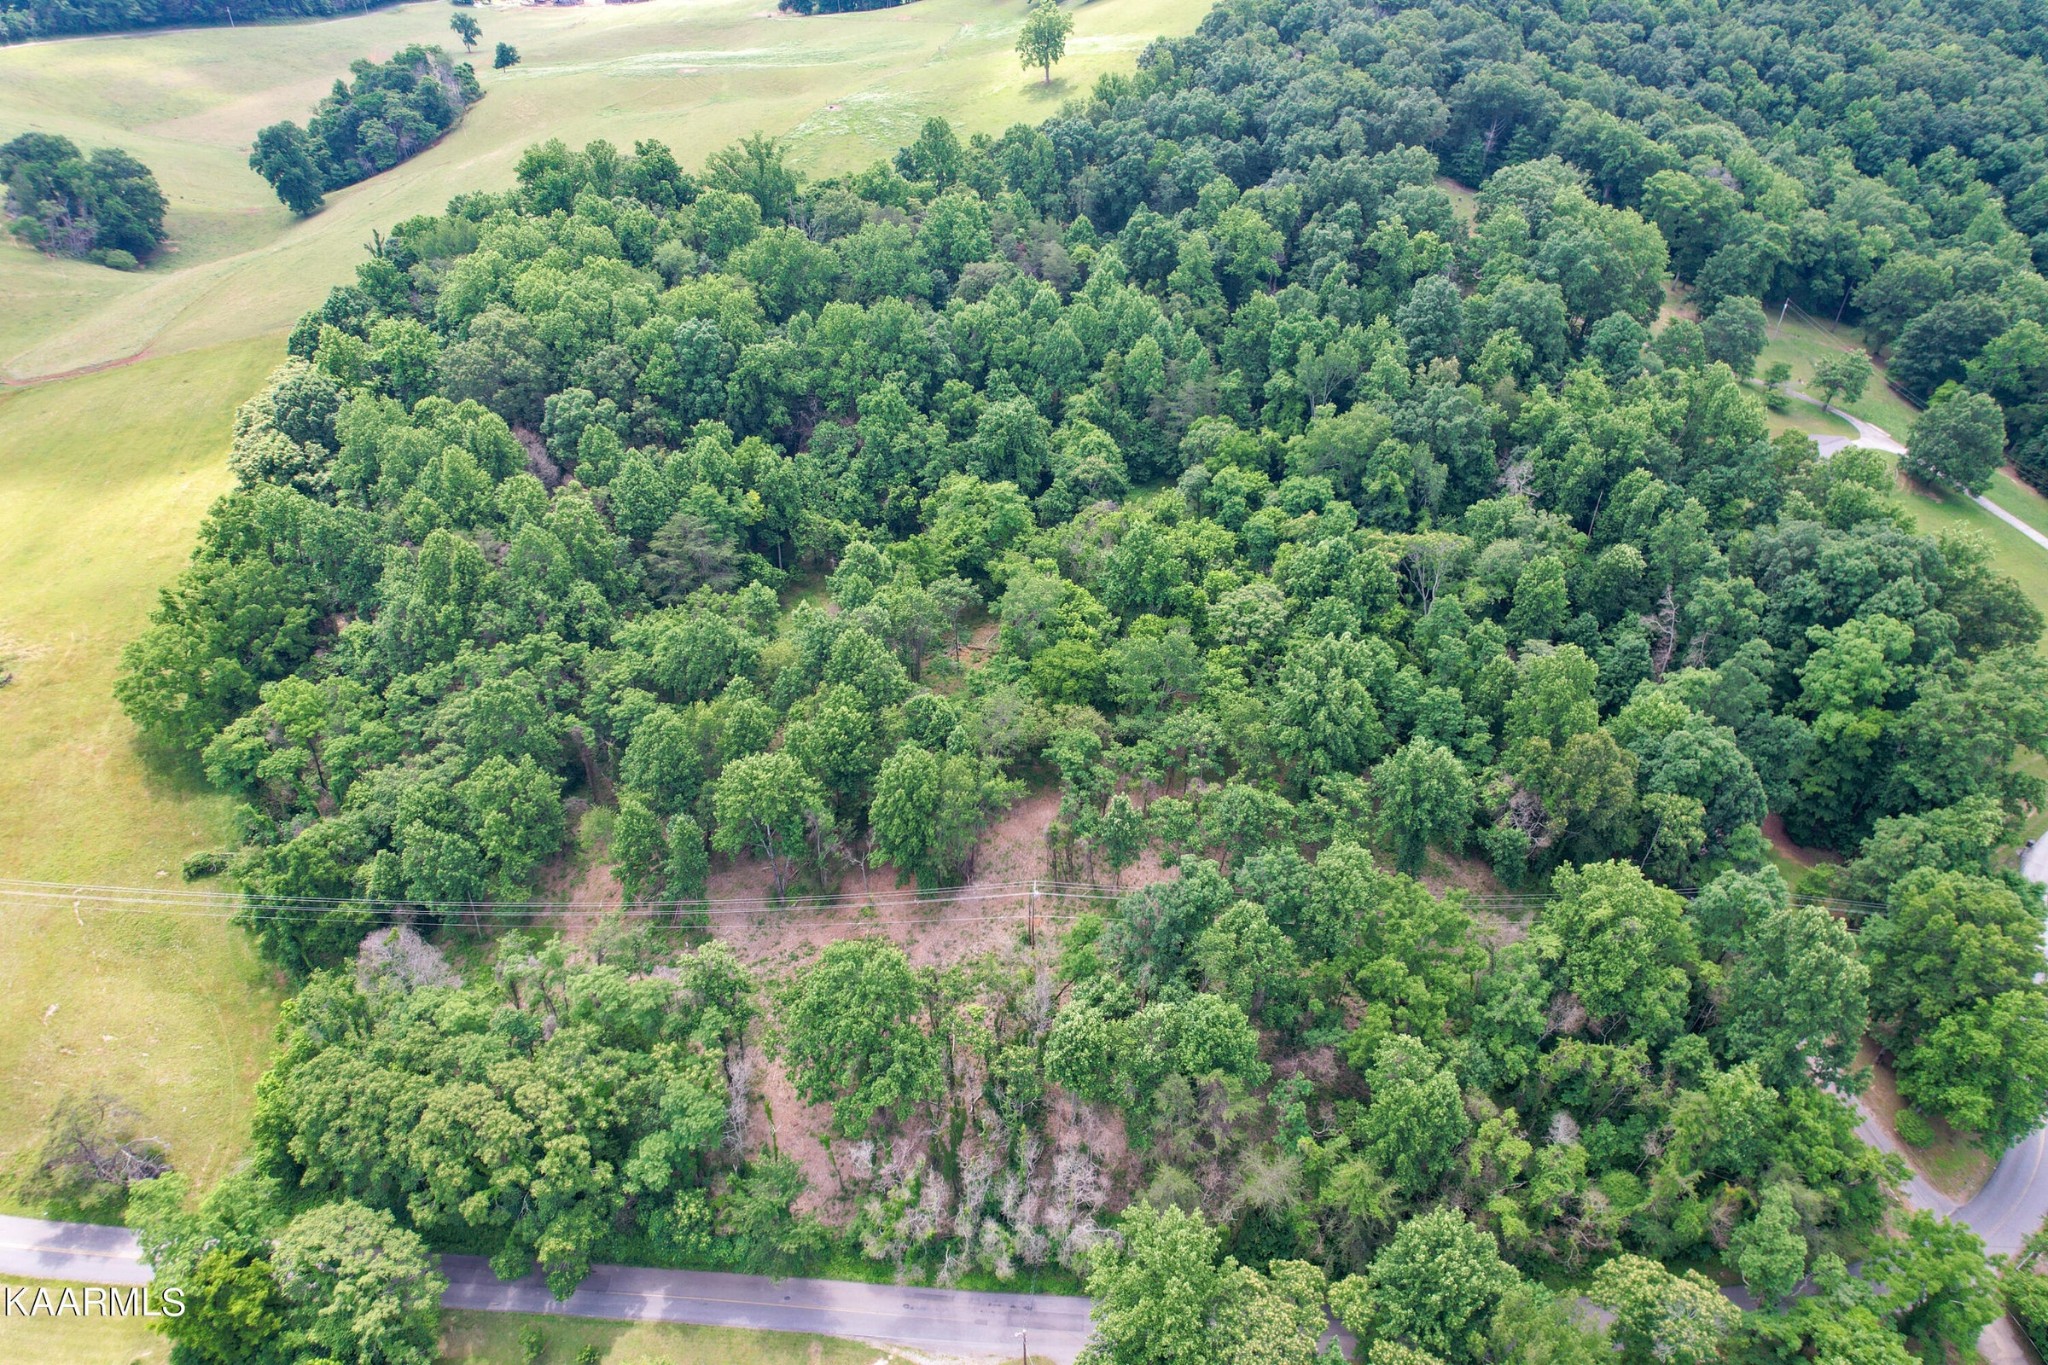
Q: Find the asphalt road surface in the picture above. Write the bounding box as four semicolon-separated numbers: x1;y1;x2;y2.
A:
1965;836;2048;1261
0;1214;148;1286
440;1256;1093;1362
0;1214;1092;1363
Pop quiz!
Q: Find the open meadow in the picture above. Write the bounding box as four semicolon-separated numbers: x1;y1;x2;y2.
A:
0;0;1208;1214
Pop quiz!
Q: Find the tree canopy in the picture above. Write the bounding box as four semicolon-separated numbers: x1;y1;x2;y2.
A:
112;0;2048;1358
250;47;481;217
1;132;166;265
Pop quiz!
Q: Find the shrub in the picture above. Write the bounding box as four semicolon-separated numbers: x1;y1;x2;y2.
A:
1895;1108;1937;1148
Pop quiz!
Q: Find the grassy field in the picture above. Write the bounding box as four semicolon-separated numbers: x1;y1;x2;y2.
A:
0;340;285;1212
0;0;1204;381
1763;394;1858;442
1984;468;2048;539
1755;309;1925;435
0;1278;169;1365
0;0;1207;1230
439;1313;962;1365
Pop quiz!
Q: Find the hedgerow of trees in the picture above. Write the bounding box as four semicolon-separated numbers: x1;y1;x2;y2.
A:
1;133;167;267
249;46;481;217
113;0;2048;1358
0;0;406;42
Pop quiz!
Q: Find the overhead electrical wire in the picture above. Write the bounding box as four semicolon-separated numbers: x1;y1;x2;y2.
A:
0;873;1895;922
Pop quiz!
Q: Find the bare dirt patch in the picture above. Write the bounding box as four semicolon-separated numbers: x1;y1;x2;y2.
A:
1854;1039;1995;1203
1762;812;1842;867
1419;849;1508;898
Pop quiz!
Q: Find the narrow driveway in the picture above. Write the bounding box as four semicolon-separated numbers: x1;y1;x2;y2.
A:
1976;494;2048;555
1785;382;2048;556
1791;389;1906;459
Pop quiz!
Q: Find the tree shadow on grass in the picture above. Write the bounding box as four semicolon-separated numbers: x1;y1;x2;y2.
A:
1019;76;1073;105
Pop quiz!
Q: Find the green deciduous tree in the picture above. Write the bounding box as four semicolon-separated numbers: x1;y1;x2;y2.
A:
270;1201;445;1365
868;742;1016;887
1903;390;2006;494
1361;1207;1519;1363
1863;868;2041;1045
1372;737;1473;872
778;938;940;1136
1587;1254;1738;1365
1722;900;1869;1091
249;122;326;216
1729;1182;1807;1309
1017;1;1074;85
711;751;833;897
1810;351;1873;415
1083;1202;1223;1364
1894;988;2048;1148
1701;295;1768;377
1358;1035;1471;1196
1531;861;1697;1048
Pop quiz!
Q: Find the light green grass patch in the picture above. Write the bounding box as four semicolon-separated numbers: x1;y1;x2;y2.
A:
0;0;1208;381
1894;468;2048;618
0;1277;170;1365
1762;395;1857;442
0;341;289;1211
1982;469;2048;540
1756;310;1923;435
438;1312;930;1365
1434;175;1477;222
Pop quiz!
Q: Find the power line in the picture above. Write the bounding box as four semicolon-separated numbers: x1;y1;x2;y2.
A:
0;876;1111;913
1;874;1895;922
0;887;1122;924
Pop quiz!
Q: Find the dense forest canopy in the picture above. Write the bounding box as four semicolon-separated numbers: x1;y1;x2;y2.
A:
0;0;406;43
109;0;2048;1361
0;131;166;266
249;46;481;217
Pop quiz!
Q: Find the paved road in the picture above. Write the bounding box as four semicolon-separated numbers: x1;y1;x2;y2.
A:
1969;839;2048;1261
0;1214;1090;1362
0;1214;148;1286
1794;391;1907;459
441;1256;1093;1362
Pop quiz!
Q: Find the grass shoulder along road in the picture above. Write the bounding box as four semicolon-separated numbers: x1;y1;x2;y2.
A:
439;1313;936;1365
0;1286;921;1365
0;1276;170;1365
